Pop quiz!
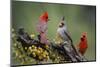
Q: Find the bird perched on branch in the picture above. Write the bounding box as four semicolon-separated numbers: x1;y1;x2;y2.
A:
57;17;72;43
56;17;83;62
37;12;49;45
77;32;88;56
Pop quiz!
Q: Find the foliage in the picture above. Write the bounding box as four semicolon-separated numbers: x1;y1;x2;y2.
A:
11;28;69;66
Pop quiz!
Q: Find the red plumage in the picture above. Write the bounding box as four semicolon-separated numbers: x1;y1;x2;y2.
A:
37;12;49;45
37;12;48;33
39;12;48;22
78;32;88;55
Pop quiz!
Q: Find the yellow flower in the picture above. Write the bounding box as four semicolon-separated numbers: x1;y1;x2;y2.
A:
19;55;22;58
30;34;35;38
25;47;27;50
38;47;43;53
44;50;48;55
54;33;64;45
36;50;41;55
29;46;32;50
32;45;35;48
14;43;17;47
32;46;37;50
44;55;49;61
57;41;61;44
38;55;43;60
11;28;14;32
15;51;19;57
28;46;33;52
32;49;35;52
57;57;60;59
42;51;48;59
45;45;49;49
32;53;36;57
12;34;15;38
42;54;46;59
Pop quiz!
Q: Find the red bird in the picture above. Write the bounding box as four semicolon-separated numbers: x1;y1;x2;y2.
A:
37;12;49;44
39;12;48;22
78;32;88;55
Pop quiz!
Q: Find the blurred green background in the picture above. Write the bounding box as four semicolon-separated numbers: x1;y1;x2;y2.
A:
12;1;96;61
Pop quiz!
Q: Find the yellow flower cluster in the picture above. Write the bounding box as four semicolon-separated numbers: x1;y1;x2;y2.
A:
54;33;64;45
26;45;49;61
30;34;35;39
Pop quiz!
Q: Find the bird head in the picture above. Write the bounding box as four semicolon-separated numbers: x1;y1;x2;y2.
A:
81;37;84;41
59;16;66;27
82;32;87;38
81;32;87;41
59;22;65;28
39;12;49;22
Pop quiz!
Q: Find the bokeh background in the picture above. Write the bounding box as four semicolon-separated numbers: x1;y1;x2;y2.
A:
12;1;96;62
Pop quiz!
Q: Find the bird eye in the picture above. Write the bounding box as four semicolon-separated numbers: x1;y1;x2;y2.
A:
46;16;48;19
83;35;85;38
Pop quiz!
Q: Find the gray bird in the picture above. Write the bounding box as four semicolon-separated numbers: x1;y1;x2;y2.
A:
57;17;83;62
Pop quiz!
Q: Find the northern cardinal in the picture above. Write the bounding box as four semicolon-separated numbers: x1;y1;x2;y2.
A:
78;32;88;55
37;12;49;44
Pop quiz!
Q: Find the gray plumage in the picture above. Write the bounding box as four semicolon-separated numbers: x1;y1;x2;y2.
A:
56;17;85;62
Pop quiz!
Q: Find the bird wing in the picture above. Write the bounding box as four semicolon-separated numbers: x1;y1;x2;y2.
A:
63;30;72;43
